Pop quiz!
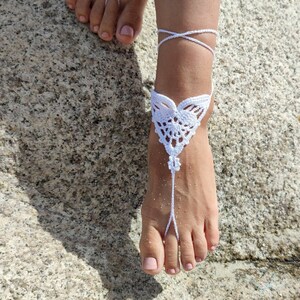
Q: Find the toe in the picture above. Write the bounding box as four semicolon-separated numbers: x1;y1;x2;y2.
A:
98;0;119;41
116;0;146;45
164;229;180;275
75;0;92;23
90;0;105;33
179;232;196;271
205;215;219;252
66;0;77;10
192;225;208;263
139;224;164;275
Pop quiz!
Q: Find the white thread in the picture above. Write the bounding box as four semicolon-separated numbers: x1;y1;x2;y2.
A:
164;169;179;240
151;28;217;240
158;29;218;57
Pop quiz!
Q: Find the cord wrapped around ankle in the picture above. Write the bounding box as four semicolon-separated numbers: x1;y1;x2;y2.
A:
150;28;217;240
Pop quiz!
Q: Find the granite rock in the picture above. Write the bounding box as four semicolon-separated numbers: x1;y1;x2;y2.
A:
0;0;299;299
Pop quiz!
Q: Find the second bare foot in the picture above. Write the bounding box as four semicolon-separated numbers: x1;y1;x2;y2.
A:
65;0;147;44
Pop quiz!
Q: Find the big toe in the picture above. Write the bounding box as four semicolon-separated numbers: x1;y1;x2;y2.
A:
139;223;164;275
116;0;146;45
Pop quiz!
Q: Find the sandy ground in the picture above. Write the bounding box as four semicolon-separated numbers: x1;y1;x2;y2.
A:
0;0;299;299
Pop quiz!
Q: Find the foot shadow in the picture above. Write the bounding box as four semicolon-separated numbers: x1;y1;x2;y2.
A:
1;1;162;299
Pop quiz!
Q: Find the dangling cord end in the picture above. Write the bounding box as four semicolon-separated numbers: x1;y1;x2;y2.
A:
164;156;181;241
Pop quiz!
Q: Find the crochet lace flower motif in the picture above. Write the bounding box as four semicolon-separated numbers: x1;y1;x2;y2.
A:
151;90;211;172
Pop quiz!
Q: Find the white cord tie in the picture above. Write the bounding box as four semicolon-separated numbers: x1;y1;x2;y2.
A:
157;29;218;57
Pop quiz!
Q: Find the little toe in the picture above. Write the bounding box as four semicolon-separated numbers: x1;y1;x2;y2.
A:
75;0;92;23
66;0;77;10
89;0;105;33
192;227;208;263
139;225;164;275
164;230;180;275
205;216;219;252
179;233;196;271
98;0;119;41
116;0;146;45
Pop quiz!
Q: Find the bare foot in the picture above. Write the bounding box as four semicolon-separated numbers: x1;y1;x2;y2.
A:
65;0;147;44
139;30;220;275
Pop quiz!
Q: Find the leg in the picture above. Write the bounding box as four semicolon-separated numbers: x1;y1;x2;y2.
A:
139;0;220;275
65;0;147;45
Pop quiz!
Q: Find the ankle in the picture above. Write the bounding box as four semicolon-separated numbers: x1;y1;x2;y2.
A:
154;37;214;104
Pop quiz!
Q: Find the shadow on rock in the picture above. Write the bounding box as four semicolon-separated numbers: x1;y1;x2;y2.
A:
1;1;161;298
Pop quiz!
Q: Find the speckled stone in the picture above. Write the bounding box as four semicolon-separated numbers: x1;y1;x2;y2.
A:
0;0;299;299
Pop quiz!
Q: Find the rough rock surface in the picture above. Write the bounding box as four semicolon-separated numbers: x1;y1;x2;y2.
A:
0;0;299;299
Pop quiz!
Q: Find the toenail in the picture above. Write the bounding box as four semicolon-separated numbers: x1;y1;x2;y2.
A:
196;257;202;263
143;257;157;270
167;268;176;274
120;25;134;37
93;26;99;33
185;263;193;271
100;32;110;40
210;245;218;251
79;16;86;22
68;4;74;9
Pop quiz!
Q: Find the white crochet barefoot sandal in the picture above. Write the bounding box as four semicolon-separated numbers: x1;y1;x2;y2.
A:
151;29;218;241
